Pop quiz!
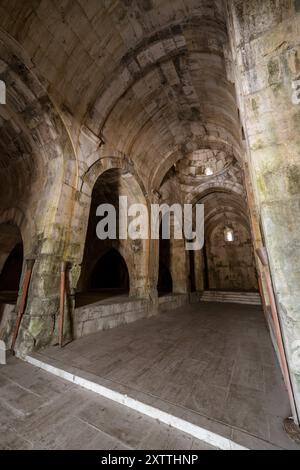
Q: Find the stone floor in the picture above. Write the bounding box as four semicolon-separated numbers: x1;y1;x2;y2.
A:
35;301;300;450
0;356;215;450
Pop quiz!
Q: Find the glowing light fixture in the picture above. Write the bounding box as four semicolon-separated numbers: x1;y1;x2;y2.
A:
204;167;213;176
224;227;234;242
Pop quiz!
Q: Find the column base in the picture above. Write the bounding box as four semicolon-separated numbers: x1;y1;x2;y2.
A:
284;417;300;445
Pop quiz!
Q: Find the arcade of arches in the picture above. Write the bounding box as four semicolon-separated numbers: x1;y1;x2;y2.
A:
0;0;300;434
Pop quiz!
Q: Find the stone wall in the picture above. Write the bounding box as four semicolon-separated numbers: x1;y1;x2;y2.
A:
206;221;258;291
73;298;151;339
73;294;190;339
228;0;300;422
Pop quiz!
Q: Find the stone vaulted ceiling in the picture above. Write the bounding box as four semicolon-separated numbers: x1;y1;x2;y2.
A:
0;0;244;194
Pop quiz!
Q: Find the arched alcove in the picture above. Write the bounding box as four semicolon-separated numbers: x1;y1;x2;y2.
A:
0;224;24;337
157;261;173;295
77;166;149;306
0;243;23;293
90;249;130;293
157;216;172;297
206;220;258;292
0;223;23;305
196;190;258;293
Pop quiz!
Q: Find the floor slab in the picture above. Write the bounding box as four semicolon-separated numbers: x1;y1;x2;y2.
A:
34;301;300;450
0;356;216;450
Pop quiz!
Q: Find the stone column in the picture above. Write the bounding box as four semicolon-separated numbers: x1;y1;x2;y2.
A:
170;237;189;294
228;0;300;422
194;249;205;292
146;192;160;311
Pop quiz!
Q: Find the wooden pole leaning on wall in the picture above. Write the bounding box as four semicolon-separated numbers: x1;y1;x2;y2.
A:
11;258;35;354
256;247;299;426
59;261;67;348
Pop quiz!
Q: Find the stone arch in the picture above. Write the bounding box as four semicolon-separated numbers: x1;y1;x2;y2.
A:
151;136;243;192
187;181;245;205
0;29;79;260
205;219;258;292
194;188;257;293
0;29;78;188
80;152;148;203
0;30;82;354
195;188;251;240
0;207;35;257
0;222;24;342
0;242;23;294
77;160;151;303
190;186;247;208
75;14;242;194
0;221;23;284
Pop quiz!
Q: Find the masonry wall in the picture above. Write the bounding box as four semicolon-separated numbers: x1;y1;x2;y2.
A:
228;0;300;421
206;221;258;291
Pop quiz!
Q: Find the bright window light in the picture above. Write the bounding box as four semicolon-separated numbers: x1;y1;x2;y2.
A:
224;228;234;242
205;167;213;176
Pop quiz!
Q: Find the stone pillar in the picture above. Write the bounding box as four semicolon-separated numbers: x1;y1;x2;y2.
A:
14;255;64;354
7;185;87;356
228;0;300;422
170;238;189;294
0;340;6;365
194;249;205;292
146;192;160;311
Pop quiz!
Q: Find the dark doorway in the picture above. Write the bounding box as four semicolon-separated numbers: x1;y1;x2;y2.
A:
90;249;130;292
157;261;173;295
0;243;23;303
157;219;173;295
189;251;196;293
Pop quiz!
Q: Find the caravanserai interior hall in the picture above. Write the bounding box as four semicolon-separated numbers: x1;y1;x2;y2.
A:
0;0;300;451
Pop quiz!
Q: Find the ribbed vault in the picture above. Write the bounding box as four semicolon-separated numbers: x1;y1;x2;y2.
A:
0;1;242;191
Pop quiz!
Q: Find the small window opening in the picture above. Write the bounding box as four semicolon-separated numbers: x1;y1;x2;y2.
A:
224;227;234;242
204;167;213;176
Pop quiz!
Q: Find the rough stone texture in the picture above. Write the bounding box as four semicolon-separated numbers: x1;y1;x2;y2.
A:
227;0;300;421
206;221;258;291
199;291;261;305
0;0;299;425
73;294;190;339
0;339;5;364
0;0;254;356
35;301;300;450
73;297;151;339
0;356;215;450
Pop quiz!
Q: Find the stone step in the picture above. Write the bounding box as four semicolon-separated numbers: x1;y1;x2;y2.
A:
201;291;260;298
201;295;260;301
200;291;261;305
23;353;250;451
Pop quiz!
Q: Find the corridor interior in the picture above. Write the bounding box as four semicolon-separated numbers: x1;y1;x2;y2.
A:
0;0;300;450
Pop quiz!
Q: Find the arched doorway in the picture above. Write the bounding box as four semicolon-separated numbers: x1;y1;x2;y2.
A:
0;243;23;294
0;224;24;306
197;191;258;293
157;213;188;296
157;219;172;296
77;167;148;306
157;261;173;295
